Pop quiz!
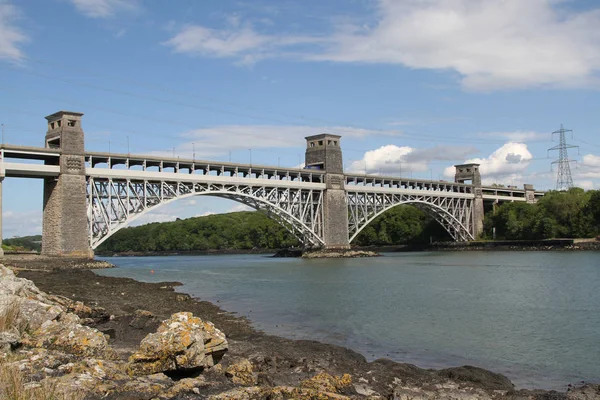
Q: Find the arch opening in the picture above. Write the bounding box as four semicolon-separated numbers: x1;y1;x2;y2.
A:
349;200;473;244
89;190;324;250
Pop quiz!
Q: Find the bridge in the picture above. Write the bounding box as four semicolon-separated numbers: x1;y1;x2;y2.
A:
0;111;544;257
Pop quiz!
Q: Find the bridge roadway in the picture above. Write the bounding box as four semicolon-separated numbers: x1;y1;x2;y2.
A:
0;144;544;201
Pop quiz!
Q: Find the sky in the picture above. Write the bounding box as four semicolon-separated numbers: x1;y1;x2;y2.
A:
1;0;600;238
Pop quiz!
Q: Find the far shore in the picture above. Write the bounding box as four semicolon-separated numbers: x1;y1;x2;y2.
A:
3;237;599;262
96;237;600;257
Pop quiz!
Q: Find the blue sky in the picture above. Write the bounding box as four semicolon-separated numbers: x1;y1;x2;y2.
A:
1;0;600;237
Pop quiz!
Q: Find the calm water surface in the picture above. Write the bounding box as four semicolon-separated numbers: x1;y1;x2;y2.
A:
96;251;600;390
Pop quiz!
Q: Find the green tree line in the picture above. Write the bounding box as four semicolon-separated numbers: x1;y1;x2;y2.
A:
2;235;42;252
97;206;442;253
7;190;600;254
484;188;600;240
98;212;300;253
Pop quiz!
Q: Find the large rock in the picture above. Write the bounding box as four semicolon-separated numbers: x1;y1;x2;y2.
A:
127;312;228;376
1;265;115;359
22;312;116;359
0;265;65;334
0;265;51;301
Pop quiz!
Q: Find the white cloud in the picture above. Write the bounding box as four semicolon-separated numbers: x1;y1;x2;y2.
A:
443;142;533;184
582;154;600;169
3;210;42;238
177;125;401;158
69;0;139;18
196;211;215;217
477;131;548;143
0;2;27;61
164;19;323;65
318;0;600;90
575;180;596;190
130;210;178;226
165;0;600;90
228;204;253;213
347;144;478;175
572;154;600;182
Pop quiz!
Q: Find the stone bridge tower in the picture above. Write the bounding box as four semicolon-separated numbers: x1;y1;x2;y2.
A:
305;134;350;249
42;111;93;258
454;163;484;238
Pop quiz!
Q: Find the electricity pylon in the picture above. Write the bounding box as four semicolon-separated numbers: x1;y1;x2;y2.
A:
548;125;578;191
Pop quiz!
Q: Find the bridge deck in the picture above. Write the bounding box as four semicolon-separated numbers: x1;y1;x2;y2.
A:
0;144;544;202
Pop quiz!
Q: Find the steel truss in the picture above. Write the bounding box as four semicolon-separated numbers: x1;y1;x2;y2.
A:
347;191;475;242
88;177;325;249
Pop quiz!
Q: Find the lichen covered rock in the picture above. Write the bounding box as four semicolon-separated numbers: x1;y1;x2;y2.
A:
300;371;353;393
22;312;116;359
127;311;228;376
226;358;258;385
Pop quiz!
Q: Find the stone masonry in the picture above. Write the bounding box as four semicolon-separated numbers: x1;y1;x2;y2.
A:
305;134;350;249
42;111;93;258
454;163;484;238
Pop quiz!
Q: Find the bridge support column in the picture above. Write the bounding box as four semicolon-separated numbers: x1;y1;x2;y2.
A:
323;173;350;249
42;111;93;258
473;188;484;238
455;163;484;239
305;134;350;249
524;184;536;204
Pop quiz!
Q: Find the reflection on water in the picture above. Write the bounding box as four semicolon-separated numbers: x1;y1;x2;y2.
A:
96;251;600;390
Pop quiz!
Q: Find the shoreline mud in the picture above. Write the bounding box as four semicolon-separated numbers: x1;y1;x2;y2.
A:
3;257;599;399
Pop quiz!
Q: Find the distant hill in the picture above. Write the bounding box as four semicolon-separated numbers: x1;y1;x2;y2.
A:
97;211;300;253
2;235;42;252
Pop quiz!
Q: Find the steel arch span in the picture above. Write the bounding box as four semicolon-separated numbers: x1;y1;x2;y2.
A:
87;177;325;249
347;192;475;243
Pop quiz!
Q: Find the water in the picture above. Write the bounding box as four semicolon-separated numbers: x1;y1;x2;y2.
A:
95;251;600;390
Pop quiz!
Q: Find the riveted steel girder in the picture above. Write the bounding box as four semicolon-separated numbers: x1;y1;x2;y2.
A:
87;177;325;249
346;191;475;242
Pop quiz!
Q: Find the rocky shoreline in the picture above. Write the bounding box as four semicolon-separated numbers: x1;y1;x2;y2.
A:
273;249;380;258
1;258;599;399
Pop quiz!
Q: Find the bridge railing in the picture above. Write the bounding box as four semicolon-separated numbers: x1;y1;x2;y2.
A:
344;174;474;194
481;186;544;200
85;152;326;184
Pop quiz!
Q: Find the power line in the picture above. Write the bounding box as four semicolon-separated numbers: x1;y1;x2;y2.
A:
1;65;522;145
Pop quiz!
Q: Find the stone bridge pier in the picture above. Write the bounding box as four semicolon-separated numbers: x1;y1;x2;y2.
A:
42;111;93;258
305;134;350;249
454;163;484;238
